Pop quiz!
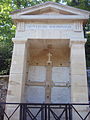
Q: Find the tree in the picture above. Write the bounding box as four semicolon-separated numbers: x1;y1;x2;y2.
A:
66;0;90;10
0;0;16;74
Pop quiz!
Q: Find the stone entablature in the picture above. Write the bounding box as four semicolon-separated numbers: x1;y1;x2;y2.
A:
15;22;84;39
17;21;83;31
11;2;90;40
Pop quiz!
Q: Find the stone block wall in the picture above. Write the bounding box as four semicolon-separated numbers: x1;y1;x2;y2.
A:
0;75;9;102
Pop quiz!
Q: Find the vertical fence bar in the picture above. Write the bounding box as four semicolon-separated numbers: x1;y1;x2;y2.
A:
41;105;44;120
69;104;72;120
20;104;23;120
45;104;47;120
48;105;50;120
65;105;68;120
23;104;27;120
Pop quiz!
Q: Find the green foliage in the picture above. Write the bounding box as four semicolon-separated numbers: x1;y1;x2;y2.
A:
0;42;12;75
66;0;90;10
0;0;16;74
11;0;63;9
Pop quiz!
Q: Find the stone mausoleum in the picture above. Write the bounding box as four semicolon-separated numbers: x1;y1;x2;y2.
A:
5;1;90;120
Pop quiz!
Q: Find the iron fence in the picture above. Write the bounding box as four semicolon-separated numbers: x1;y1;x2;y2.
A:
0;103;90;120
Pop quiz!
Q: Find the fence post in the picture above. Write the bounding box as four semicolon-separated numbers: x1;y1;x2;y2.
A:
69;104;72;120
20;104;23;120
23;104;27;120
65;104;68;120
48;105;50;120
41;105;44;120
45;104;47;120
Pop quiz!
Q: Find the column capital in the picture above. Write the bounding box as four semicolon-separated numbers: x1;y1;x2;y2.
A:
12;38;28;44
69;38;87;47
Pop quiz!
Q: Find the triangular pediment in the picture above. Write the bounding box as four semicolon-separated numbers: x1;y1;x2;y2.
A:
11;1;90;20
23;7;76;15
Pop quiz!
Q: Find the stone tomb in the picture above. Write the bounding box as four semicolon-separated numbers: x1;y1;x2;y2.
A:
5;1;90;120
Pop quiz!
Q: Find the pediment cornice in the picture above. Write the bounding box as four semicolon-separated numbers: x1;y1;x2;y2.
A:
11;1;90;22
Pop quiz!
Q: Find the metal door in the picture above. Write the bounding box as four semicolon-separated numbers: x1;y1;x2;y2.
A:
25;66;71;103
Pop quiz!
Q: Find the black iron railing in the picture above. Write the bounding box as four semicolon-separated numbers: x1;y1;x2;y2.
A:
0;103;90;120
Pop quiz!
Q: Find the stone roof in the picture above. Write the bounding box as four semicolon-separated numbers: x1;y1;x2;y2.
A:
11;1;90;15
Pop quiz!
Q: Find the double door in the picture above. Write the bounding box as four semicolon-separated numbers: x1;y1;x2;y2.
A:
25;65;71;103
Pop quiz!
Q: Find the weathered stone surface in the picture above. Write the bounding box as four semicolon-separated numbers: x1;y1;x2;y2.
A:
0;75;9;102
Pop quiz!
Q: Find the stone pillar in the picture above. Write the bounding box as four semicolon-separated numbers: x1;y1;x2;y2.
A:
5;38;28;120
70;39;89;119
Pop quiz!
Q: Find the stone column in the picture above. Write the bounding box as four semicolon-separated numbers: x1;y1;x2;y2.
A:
4;38;28;120
70;39;89;119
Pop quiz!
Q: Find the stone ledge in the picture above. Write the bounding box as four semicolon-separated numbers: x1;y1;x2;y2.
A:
12;38;28;44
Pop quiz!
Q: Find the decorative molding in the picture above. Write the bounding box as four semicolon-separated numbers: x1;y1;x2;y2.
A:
17;22;25;31
12;15;89;21
69;38;87;47
12;38;28;44
74;21;83;31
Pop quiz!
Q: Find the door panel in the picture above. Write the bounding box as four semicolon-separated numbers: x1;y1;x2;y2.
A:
25;86;45;103
51;87;70;103
51;67;71;103
28;66;46;82
26;66;46;103
52;67;70;82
